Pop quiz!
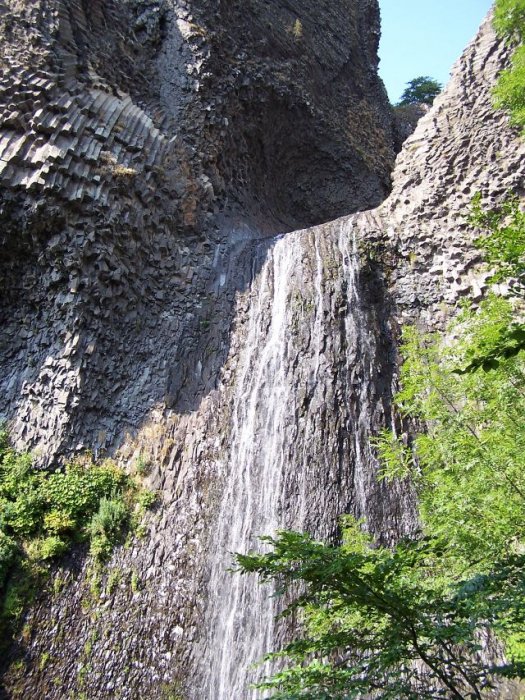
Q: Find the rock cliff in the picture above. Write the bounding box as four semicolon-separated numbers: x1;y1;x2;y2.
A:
0;0;395;462
0;1;524;699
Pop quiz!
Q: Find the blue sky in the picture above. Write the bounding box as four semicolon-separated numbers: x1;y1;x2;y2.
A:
378;0;494;103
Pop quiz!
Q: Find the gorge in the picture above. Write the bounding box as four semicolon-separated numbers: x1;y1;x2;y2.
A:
1;1;525;698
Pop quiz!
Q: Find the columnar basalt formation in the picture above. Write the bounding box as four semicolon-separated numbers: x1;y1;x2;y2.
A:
0;2;524;699
0;0;396;463
381;16;525;322
1;1;399;696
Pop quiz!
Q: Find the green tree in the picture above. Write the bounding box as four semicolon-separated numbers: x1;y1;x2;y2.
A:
494;0;525;40
238;527;525;700
397;76;442;106
493;0;525;132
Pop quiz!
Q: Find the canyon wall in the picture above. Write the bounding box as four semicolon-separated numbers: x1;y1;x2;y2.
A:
0;0;396;462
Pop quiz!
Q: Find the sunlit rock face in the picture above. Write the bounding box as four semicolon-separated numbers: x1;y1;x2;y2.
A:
377;14;525;325
1;2;524;699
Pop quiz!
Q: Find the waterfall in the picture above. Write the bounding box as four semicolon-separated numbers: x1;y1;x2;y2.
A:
197;216;414;698
199;233;298;699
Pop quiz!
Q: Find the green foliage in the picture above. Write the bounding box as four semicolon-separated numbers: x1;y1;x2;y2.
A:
105;569;122;596
397;76;442;106
89;497;128;561
2;559;42;623
0;531;17;590
0;454;127;545
470;193;525;283
238;528;525;699
0;436;155;643
27;536;68;561
130;570;141;594
237;195;525;698
454;195;525;372
392;308;525;567
44;462;127;521
494;0;525;41
136;488;157;511
374;429;412;481
493;45;525;132
454;321;525;372
493;0;525;132
134;453;150;476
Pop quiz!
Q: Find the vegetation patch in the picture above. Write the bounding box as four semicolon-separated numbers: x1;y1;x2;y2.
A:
494;0;525;132
396;75;442;106
0;435;156;647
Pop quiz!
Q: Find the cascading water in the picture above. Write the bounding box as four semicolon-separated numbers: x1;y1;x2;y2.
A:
197;217;416;699
199;235;299;700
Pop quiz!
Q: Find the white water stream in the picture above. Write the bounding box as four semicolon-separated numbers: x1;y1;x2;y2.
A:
198;218;387;699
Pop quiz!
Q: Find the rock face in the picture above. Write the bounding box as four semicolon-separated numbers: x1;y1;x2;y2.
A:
0;0;396;463
0;2;524;699
380;18;525;323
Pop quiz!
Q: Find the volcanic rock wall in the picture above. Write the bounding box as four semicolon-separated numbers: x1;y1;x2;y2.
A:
0;1;400;697
381;17;525;322
0;0;396;463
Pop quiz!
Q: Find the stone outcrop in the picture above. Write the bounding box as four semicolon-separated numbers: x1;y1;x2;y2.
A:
0;1;400;697
1;2;524;699
393;102;430;146
381;18;525;322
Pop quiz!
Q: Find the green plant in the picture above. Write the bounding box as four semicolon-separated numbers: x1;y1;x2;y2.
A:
130;570;141;593
43;509;75;534
38;651;50;671
0;531;17;589
30;536;68;560
89;496;128;562
88;568;102;600
136;489;157;511
291;18;303;39
397;76;442;106
9;659;25;673
453;194;525;372
134;453;150;476
470;193;525;284
494;0;525;41
105;568;122;596
53;574;66;597
83;629;99;657
0;438;153;648
238;526;525;699
493;0;525;132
